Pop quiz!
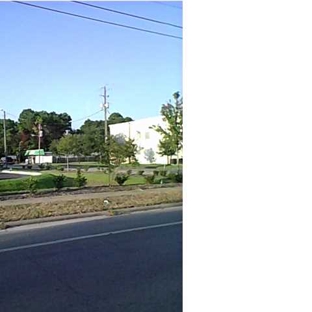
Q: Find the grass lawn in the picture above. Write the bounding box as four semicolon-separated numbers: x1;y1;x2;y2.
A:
0;173;76;193
50;170;147;186
0;170;170;193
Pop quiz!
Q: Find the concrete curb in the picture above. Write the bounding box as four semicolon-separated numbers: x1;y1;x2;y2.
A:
4;202;183;229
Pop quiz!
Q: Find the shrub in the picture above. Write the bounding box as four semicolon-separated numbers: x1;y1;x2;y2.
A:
167;172;183;183
45;163;52;170
144;174;155;184
56;165;64;172
138;170;144;176
38;163;52;170
131;160;140;167
153;170;159;176
83;165;90;172
25;176;38;194
175;172;183;183
126;169;132;176
75;168;87;187
158;170;167;177
53;174;66;190
38;163;45;170
114;173;129;186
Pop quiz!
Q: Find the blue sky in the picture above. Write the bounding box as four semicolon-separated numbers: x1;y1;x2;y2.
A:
0;1;182;129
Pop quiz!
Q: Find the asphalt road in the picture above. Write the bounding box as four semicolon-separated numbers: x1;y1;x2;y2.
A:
0;172;25;180
0;207;182;312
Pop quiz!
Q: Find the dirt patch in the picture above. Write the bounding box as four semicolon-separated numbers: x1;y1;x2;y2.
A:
0;183;181;201
0;188;182;222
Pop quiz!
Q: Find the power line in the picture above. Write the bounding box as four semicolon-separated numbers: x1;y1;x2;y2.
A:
71;110;102;124
5;112;19;119
152;2;183;10
13;1;182;40
72;1;182;29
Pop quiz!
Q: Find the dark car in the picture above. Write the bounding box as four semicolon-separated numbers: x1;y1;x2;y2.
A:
1;156;15;164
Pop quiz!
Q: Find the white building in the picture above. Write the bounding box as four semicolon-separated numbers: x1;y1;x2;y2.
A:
109;116;182;165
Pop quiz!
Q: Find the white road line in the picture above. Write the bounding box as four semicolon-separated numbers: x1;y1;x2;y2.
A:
0;221;182;254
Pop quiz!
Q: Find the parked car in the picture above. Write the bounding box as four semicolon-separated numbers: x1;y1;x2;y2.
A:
1;156;15;164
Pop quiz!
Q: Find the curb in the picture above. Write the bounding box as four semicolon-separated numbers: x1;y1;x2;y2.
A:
3;202;183;229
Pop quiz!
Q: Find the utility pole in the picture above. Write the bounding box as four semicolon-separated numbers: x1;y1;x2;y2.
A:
0;109;7;168
102;86;111;186
38;123;41;165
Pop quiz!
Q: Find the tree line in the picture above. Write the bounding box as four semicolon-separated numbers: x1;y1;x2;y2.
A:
0;92;183;164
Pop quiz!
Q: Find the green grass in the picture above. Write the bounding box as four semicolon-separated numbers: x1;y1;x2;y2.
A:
0;173;76;193
50;170;146;186
0;171;150;193
0;165;182;193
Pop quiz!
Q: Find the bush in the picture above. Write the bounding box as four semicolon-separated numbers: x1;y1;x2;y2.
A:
144;174;155;184
38;163;53;170
126;169;132;176
153;170;159;176
75;168;87;187
83;165;90;172
138;170;144;176
38;163;45;170
25;176;38;194
45;163;52;170
53;174;66;190
167;172;183;183
175;172;183;183
56;165;64;172
158;170;167;177
114;173;129;186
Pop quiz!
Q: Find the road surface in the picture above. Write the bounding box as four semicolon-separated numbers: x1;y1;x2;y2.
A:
0;207;182;312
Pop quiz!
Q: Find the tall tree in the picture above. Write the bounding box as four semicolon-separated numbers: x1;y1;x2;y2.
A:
151;91;183;165
0;119;19;156
80;119;105;156
18;109;72;151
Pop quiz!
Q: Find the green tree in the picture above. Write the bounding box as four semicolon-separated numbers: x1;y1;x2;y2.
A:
158;137;176;164
124;138;139;164
57;134;75;171
0;119;20;156
144;148;156;164
151;92;183;165
71;134;84;162
18;109;72;151
80;119;105;157
49;139;60;156
108;112;133;125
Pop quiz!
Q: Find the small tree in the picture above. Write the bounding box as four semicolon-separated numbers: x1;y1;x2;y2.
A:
75;168;87;187
114;173;129;186
53;174;66;190
151;91;183;165
124;138;139;164
57;134;75;171
144;148;156;164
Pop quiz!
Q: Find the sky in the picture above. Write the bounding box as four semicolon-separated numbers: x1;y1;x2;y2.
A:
0;1;182;129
